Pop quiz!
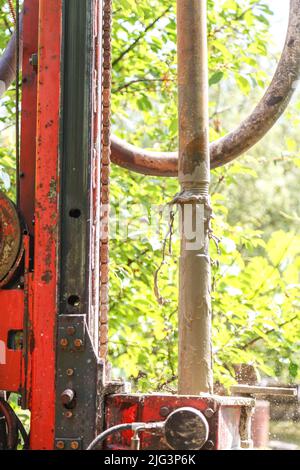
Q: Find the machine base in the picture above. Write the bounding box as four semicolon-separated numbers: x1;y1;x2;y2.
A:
105;393;255;450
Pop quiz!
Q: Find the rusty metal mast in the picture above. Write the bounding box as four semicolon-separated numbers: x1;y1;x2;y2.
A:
176;0;213;395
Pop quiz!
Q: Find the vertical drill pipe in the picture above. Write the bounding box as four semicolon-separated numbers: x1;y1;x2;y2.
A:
177;0;213;394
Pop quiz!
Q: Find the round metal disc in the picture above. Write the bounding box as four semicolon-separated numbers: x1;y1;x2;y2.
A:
164;407;209;450
0;191;22;285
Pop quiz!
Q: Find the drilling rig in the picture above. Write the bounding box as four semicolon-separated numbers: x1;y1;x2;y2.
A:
0;0;300;451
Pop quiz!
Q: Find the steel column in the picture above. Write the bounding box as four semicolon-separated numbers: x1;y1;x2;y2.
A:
54;0;104;449
20;0;39;237
29;0;63;450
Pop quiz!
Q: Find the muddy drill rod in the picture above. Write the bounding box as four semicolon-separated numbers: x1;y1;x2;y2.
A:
177;0;213;394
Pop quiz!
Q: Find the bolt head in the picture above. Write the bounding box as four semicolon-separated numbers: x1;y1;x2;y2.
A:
61;389;75;406
160;406;171;417
56;441;65;449
71;441;79;450
60;338;68;348
74;339;83;349
204;408;215;419
205;440;215;450
67;326;76;336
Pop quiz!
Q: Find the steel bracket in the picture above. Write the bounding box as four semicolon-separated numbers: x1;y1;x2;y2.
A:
58;315;86;352
55;315;104;449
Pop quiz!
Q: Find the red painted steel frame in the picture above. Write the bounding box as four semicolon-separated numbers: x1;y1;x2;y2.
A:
29;0;62;450
20;0;39;235
0;290;23;392
106;394;253;450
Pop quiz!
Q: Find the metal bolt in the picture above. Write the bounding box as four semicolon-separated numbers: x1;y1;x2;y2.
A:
67;326;76;336
60;338;68;348
205;440;214;450
56;441;65;449
204;408;215;419
64;411;73;419
74;339;83;349
61;389;75;406
66;368;74;377
160;406;171;417
70;441;79;450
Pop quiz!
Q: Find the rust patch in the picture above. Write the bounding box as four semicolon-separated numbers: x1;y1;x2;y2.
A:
41;270;53;284
48;177;57;203
45;119;54;128
0;190;22;285
181;135;207;173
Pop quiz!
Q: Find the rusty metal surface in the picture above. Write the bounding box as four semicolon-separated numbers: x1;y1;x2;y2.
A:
110;0;300;176
20;0;39;236
99;0;112;364
231;384;298;398
105;394;254;450
164;407;209;450
55;0;105;449
29;0;62;450
0;191;22;286
176;0;212;395
55;314;104;449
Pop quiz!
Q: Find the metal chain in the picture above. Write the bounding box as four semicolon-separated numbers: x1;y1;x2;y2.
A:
7;0;16;25
99;0;112;362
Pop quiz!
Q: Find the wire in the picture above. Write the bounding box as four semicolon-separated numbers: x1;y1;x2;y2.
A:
87;422;145;450
15;0;20;208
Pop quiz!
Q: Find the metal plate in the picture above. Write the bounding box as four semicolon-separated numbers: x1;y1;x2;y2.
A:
0;191;22;286
164;407;209;450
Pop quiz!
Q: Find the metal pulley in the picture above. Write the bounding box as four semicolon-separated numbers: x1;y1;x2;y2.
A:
0;190;23;287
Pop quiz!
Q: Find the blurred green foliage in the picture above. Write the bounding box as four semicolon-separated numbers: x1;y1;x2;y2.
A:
0;0;299;398
109;0;300;391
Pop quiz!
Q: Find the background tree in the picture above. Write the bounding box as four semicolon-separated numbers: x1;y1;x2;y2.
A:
0;0;299;392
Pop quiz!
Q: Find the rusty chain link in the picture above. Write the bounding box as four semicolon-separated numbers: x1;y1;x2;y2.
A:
99;0;112;362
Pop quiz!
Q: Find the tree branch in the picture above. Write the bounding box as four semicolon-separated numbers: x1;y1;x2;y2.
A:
112;5;172;67
113;77;174;94
241;315;298;350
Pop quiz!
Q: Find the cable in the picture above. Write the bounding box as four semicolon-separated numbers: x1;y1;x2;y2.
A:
16;413;30;449
0;399;18;450
87;422;145;450
15;0;20;208
0;399;29;450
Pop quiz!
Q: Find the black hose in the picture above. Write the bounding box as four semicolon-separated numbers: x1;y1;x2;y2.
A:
0;399;18;450
16;412;30;449
0;399;29;450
